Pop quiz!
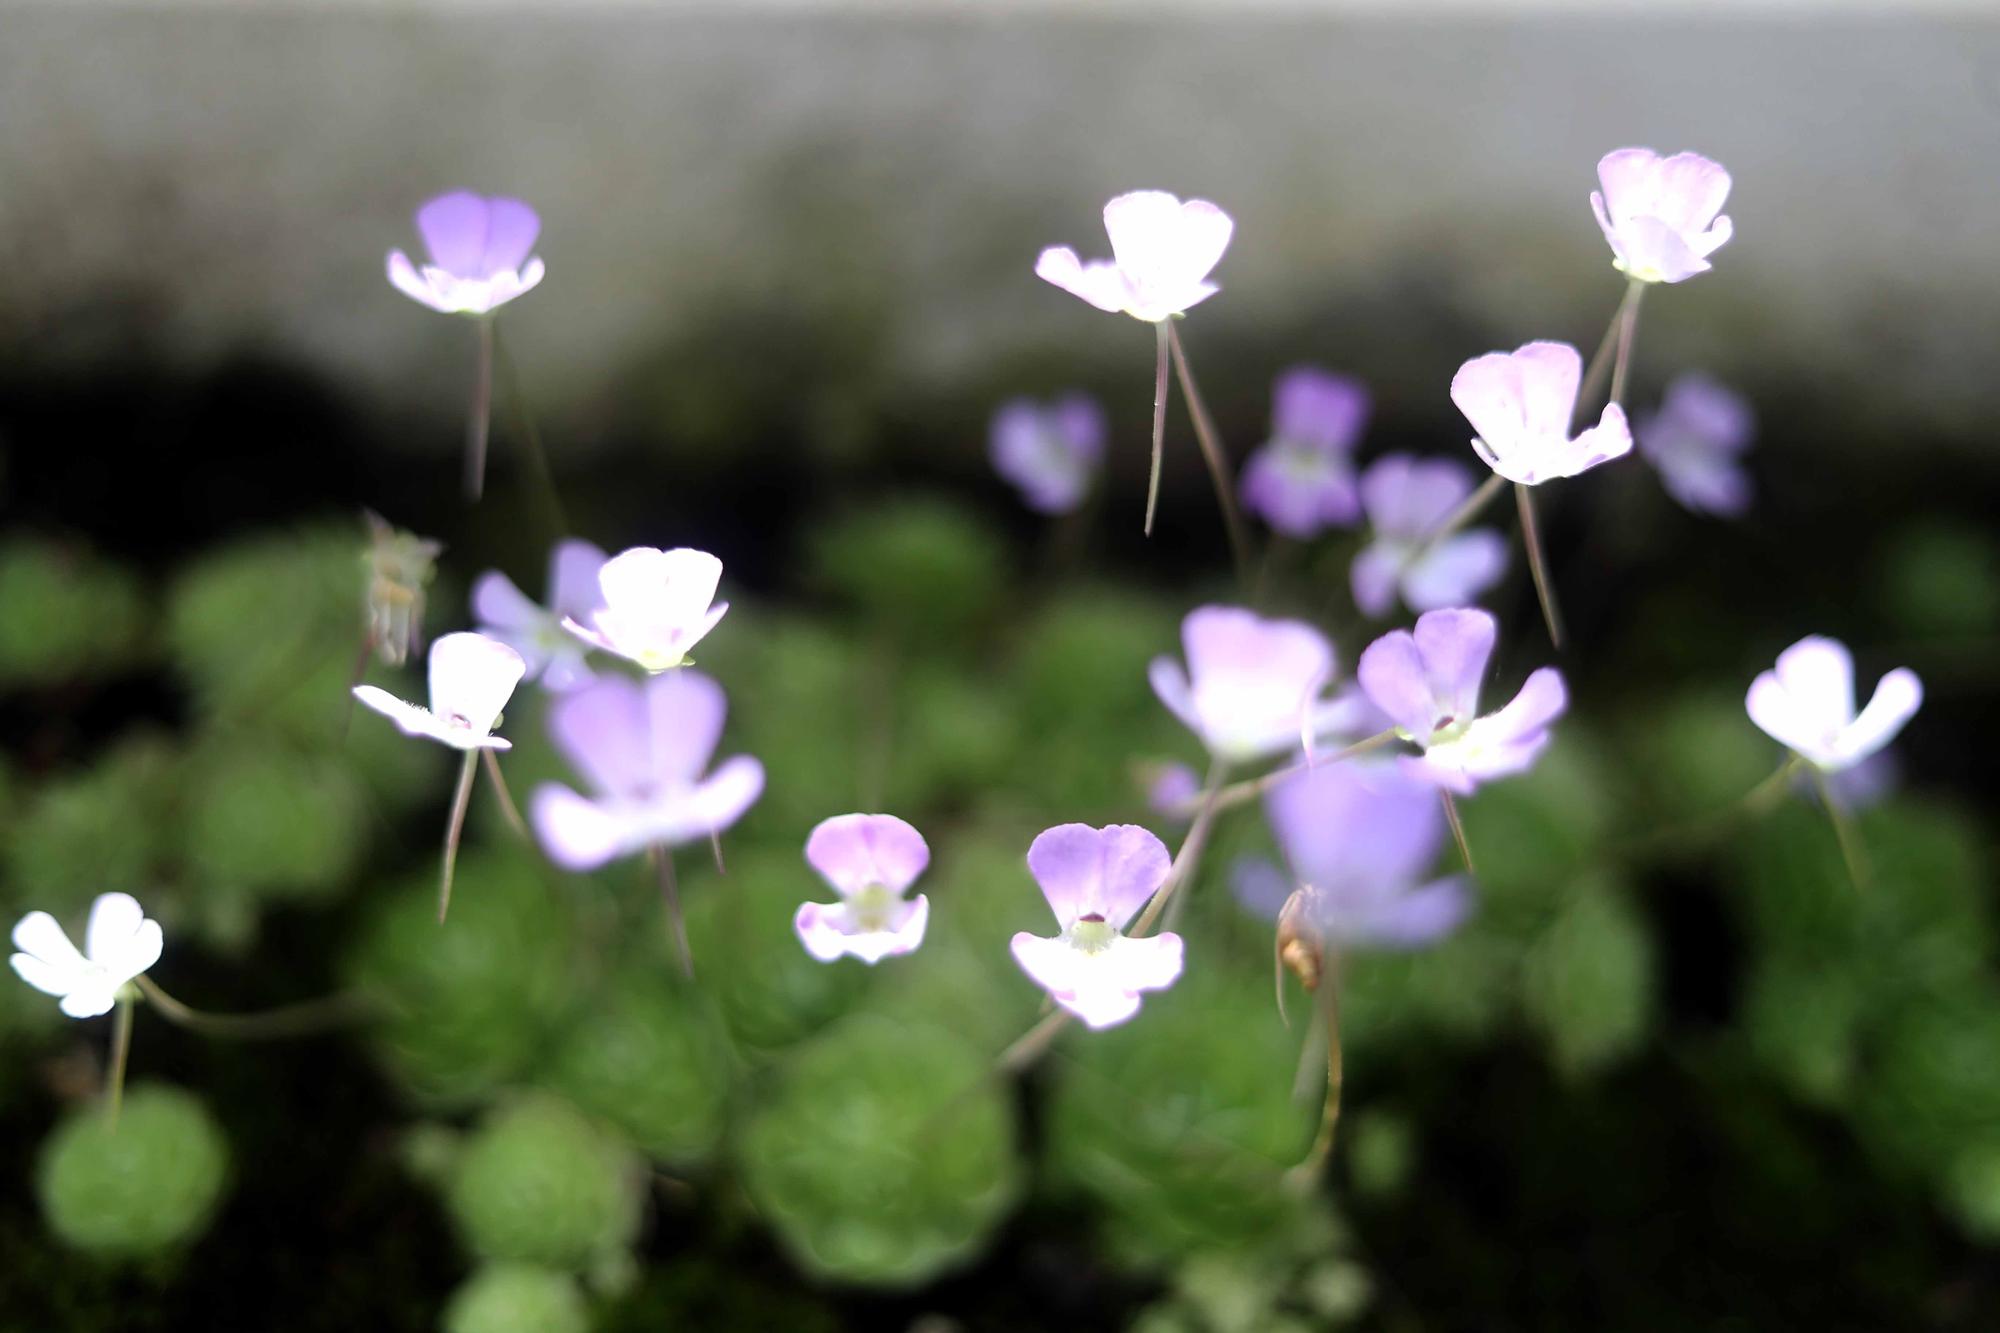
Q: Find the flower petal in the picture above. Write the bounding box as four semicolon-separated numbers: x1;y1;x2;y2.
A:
427;632;526;735
10;951;80;999
1403;531;1508;611
478;197;541;277
805;813;931;896
1357;628;1436;743
548;676;652;797
1034;246;1130;313
1025;823;1171;930
85;893;153;971
386;250;448;312
414;191;490;275
471;569;544;635
646;669;729;786
1836;667;1922;767
351;685;456;747
1412;607;1497;724
12;910;84;970
548;539;610;620
1272;367;1369;452
530;783;630;871
1774;636;1856;728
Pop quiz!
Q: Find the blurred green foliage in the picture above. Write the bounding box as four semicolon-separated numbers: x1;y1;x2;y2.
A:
36;1084;230;1260
444;1095;642;1271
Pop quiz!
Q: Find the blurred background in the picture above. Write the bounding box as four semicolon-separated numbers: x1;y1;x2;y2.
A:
2;3;1998;1330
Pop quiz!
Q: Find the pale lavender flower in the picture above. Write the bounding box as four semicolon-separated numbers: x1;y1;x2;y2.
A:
1590;149;1734;285
1010;823;1183;1030
1451;341;1633;485
1035;191;1233;324
563;546;728;672
530;671;765;871
1233;760;1470;949
10;893;163;1019
989;395;1107;514
1357;608;1566;795
1745;635;1922;774
1636;374;1755;517
1349;455;1509;618
1142;761;1203;819
472;539;609;691
1239;368;1369;537
352;631;527;751
794;814;931;965
1149;606;1365;764
387;191;546;316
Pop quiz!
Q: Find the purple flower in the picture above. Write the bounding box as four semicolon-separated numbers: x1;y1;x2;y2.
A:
563;546;728;673
472;539;609;691
1349;455;1509;618
529;671;765;871
794;814;931;965
387;191;546;316
1149;606;1363;763
1010;824;1183;1029
352;631;527;751
1035;191;1234;323
1357;608;1566;795
1233;760;1470;950
1141;761;1203;820
1239;368;1370;538
1590;149;1734;285
1451;341;1633;485
1745;635;1922;774
989;394;1107;514
1636;374;1755;517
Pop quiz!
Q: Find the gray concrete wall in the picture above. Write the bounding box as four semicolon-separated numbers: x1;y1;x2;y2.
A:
2;6;1996;448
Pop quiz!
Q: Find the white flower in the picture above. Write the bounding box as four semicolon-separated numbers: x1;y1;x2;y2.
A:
1746;635;1922;773
1035;190;1234;324
562;547;728;673
10;893;163;1019
352;631;527;751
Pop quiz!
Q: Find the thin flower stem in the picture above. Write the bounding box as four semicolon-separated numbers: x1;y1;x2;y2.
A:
996;1007;1071;1075
1133;758;1231;939
1409;473;1507;568
1174;729;1400;819
1606;756;1801;864
480;749;530;843
489;320;570;537
438;750;479;924
1608;280;1648;408
1441;790;1475;872
467;315;493;501
1575;278;1645;422
653;844;695;979
1145;319;1171;537
1515;482;1565;649
106;997;133;1131
1808;767;1872;891
1285;964;1344;1190
1166;320;1252;583
136;975;377;1039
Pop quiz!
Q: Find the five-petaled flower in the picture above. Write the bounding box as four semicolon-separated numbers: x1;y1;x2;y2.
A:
352;631;527;750
1349;455;1509;618
793;814;932;965
1358;608;1567;795
563;546;728;672
1636;374;1756;517
1591;148;1733;286
1745;635;1922;773
10;893;163;1019
1010;823;1184;1030
1234;759;1472;951
1239;368;1370;538
989;394;1107;515
1451;340;1633;485
473;538;609;691
388;191;547;317
530;671;765;871
1150;606;1365;764
1035;190;1234;324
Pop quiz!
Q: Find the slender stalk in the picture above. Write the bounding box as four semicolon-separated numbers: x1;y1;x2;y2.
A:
1608;280;1647;408
1409;473;1507;567
1809;767;1872;891
653;845;695;979
1575;278;1645;422
106;997;134;1131
996;1008;1071;1075
1145;319;1171;537
1166;321;1252;583
1515;482;1565;649
1441;790;1475;872
490;320;570;536
466;316;493;500
1171;729;1399;819
136;975;377;1039
438;750;479;924
1607;756;1801;864
1133;758;1230;939
481;749;530;843
1286;964;1344;1189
